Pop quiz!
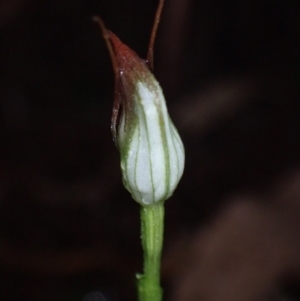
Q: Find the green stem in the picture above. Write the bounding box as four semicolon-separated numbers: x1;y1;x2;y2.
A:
137;203;164;301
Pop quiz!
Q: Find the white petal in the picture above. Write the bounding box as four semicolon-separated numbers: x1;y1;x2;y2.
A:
119;79;185;205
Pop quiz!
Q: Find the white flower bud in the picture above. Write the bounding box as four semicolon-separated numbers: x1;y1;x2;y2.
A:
119;80;184;205
108;32;185;206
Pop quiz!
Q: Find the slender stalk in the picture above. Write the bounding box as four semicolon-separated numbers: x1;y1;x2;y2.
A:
137;203;164;301
146;0;165;71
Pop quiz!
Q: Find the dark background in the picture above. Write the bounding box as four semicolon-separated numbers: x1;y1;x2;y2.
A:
0;0;300;300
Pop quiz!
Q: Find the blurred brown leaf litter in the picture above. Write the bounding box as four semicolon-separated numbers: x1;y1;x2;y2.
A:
0;0;300;300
